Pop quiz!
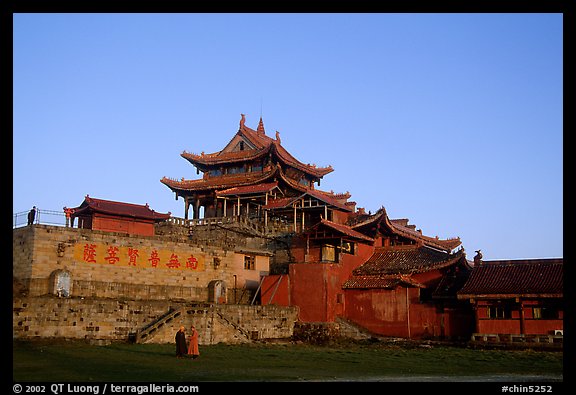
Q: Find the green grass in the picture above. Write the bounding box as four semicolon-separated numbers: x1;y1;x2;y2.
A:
13;339;563;382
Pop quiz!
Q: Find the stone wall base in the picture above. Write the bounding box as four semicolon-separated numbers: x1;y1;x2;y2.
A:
13;296;298;345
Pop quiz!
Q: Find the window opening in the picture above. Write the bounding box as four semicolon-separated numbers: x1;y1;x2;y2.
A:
244;255;256;270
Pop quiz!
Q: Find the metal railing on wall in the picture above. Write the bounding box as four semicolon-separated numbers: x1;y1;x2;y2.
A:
13;208;68;229
13;209;297;235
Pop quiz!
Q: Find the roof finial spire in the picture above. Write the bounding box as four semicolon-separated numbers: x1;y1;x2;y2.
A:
257;116;265;135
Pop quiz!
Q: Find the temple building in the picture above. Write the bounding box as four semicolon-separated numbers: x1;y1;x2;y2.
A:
158;114;479;339
457;258;563;340
67;195;171;237
13;112;564;346
161;114;352;231
262;207;472;339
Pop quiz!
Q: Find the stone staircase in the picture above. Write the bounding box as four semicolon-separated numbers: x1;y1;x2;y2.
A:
131;303;298;345
133;307;185;343
335;316;377;340
215;310;252;341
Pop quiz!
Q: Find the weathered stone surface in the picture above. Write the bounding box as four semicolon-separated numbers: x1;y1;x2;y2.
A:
13;296;298;344
13;224;297;344
13;224;287;302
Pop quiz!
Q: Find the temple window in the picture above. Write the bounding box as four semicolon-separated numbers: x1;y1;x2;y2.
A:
321;244;337;262
533;307;542;319
419;287;434;302
486;305;512;319
532;305;560;320
244;255;256;270
239;141;245;151
340;241;355;255
228;166;245;175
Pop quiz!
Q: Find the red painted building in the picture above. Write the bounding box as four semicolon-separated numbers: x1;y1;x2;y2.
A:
69;195;171;237
343;245;473;339
262;207;473;339
457;259;563;336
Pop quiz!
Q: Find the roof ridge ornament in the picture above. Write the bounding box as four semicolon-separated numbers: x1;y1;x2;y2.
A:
257;117;265;135
239;113;246;130
275;130;281;144
474;250;483;266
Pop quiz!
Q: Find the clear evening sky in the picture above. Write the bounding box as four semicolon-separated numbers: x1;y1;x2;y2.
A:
13;13;563;261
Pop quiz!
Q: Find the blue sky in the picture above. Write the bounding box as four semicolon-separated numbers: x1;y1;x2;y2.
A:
13;13;563;260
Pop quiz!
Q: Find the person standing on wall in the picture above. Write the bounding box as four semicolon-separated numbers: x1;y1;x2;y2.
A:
27;206;36;226
175;326;187;358
188;325;200;359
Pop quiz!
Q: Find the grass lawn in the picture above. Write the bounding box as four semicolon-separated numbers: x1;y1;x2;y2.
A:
13;339;563;382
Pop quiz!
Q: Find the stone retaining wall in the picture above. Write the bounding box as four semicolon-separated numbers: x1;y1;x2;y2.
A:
13;296;298;344
12;224;278;302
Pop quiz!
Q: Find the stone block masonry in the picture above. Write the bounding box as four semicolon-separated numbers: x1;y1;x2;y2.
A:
13;296;299;344
13;224;281;302
13;223;298;343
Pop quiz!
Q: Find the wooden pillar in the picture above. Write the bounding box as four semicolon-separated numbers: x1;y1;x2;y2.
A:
223;198;227;217
406;287;411;339
519;299;526;335
472;300;480;334
194;197;200;219
264;193;268;229
184;197;190;220
324;205;328;220
293;204;297;232
237;197;241;216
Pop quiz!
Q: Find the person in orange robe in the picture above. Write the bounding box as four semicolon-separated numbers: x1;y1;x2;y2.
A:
187;325;200;359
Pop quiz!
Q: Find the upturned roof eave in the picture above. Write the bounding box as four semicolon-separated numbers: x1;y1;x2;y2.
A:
457;292;563;300
305;218;374;243
160;165;280;193
70;197;171;221
352;247;466;277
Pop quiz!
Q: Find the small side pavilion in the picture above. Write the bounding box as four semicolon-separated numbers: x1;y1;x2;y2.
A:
67;195;171;237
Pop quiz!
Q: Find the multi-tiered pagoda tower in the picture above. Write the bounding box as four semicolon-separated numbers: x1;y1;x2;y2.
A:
161;114;353;231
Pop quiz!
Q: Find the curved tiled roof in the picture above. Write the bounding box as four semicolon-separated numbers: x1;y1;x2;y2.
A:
161;165;279;192
344;246;468;291
457;259;563;298
181;147;268;166
353;246;466;276
308;219;374;242
70;196;171;221
342;274;424;290
350;208;461;252
271;141;333;178
261;187;353;213
216;182;280;197
177;116;333;179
